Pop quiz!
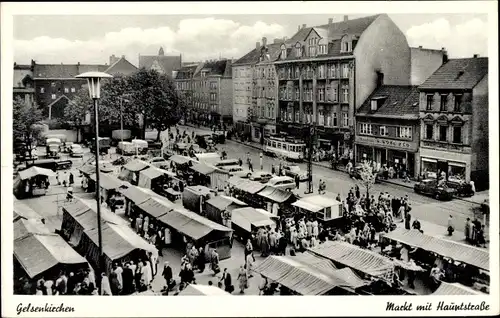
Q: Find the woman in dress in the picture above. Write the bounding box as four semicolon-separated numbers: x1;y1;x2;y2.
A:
100;273;112;296
237;265;248;294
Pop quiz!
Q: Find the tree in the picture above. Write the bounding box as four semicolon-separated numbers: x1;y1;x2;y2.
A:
127;69;185;141
13;97;44;162
64;87;93;126
359;161;377;198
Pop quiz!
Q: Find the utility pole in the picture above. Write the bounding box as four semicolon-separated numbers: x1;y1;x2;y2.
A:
305;123;315;194
120;97;124;144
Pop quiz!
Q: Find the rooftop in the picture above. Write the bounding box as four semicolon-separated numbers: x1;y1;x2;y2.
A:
419;57;488;90
357;85;420;119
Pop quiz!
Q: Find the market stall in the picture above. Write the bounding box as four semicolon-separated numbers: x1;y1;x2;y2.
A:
118;159;150;185
189;163;229;191
231;207;276;244
88;173;129;206
178;284;232;296
138;166;169;192
156;207;233;260
432;282;485;295
292;195;343;225
182;185;214;215
60;199;157;275
14;218;89;292
136;196;176;220
14;166;56;199
205;195;248;226
226;176;266;206
257;186;297;217
308;241;395;284
253;253;368;295
169;155;196;178
13;197;45;223
120;185;152;217
194;153;220;165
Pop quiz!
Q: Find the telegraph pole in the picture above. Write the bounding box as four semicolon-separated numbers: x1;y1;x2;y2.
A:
305;123;315;194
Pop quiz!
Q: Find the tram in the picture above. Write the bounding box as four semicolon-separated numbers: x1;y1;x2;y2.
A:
263;136;305;161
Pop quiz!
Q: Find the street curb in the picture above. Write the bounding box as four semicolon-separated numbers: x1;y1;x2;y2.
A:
183;125;486;205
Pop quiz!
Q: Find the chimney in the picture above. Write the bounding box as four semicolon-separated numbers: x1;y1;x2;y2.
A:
328;18;333;24
302;24;307;29
121;55;125;59
418;46;423;49
283;36;288;41
298;25;301;31
442;48;449;64
256;41;260;49
473;54;479;58
376;71;384;88
262;37;267;46
343;15;348;22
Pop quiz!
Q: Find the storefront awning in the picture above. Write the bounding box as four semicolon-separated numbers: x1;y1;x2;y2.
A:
421;158;438;163
258;186;292;203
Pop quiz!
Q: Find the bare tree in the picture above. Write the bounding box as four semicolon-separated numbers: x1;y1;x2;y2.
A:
359;161;376;198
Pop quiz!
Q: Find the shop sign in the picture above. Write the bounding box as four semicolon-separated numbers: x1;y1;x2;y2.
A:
357;135;414;150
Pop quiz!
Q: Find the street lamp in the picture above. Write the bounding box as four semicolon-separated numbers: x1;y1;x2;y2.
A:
75;71;112;291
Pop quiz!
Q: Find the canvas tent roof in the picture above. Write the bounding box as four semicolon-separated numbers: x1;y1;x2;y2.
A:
194;153;220;165
227;176;266;194
179;284;232;296
308;241;395;281
253;254;367;295
89;173;125;190
140;166;166;180
258;186;292;203
432;282;484;296
231;207;276;232
219;195;247;206
120;186;151;206
137;197;176;219
123;159;150;172
206;196;247;211
190;163;218;175
13;199;43;221
170;155;193;165
381;228;489;271
157;207;232;241
292;195;339;212
18;166;56;180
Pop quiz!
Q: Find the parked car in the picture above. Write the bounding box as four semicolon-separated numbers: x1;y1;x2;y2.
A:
446;179;475;197
413;179;456;200
149;157;168;169
146;139;163;149
221;165;252;178
282;164;308;181
69;144;84;158
266;176;296;191
249;171;273;183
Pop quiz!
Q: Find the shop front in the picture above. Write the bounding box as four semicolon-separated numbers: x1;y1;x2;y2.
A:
355;135;419;177
419;147;471;183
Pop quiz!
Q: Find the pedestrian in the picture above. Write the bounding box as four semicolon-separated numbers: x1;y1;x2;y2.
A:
162;261;173;290
271;165;275;175
211;249;220;276
295;175;300;189
109;270;121;295
237;265;248;294
405;212;412;230
122;263;135;295
355;185;360;199
112;262;123;291
220;268;234;293
100;273;112;296
66;185;73;202
238;158;243;166
447;215;454;236
55;271;68;295
69;172;74;186
464;218;471;242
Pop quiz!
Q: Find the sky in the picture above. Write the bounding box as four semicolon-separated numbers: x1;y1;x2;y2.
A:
13;13;489;66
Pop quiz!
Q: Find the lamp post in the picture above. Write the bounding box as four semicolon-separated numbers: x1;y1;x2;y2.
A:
75;71;113;292
118;93;133;144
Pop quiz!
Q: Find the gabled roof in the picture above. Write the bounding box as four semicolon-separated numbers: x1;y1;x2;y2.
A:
139;54;182;77
357;85;420;119
105;57;138;76
419;57;488;90
47;95;71;108
33;63;107;79
234;43;282;66
174;64;199;80
193;59;232;77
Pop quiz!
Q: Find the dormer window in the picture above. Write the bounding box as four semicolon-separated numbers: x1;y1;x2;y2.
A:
341;35;352;53
318;44;328;55
280;44;286;59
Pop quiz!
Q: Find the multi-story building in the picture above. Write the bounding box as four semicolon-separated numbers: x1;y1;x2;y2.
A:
139;47;182;78
29;56;137;120
173;63;199;122
232;50;256;133
13;62;35;106
410;46;447;85
275;14;411;157
355;85;420;176
176;59;233;125
418;56;488;189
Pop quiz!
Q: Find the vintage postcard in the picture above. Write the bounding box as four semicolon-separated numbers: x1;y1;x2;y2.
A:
1;1;498;317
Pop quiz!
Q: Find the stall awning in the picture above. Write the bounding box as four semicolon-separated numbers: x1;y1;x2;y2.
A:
120;186;151;206
194;153;221;165
292;200;323;213
190;163;218;175
14;199;43;221
231;207;276;232
206;196;234;211
65;198;130;227
292;195;340;212
140;166;166;180
78;164;96;176
253;254;367;295
14;218;52;240
157;207;232;241
432;282;484;296
381;228;489;271
179;284;232;296
137;197;175;219
89;173;124;190
186;185;213;196
170;155;192;165
123;159;150;172
219;195;248;206
18;166;56;180
227;177;266;194
308;241;395;281
258;186;292;203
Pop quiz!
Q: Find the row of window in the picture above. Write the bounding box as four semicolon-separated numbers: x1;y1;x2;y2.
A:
254;87;275;98
278;85;349;103
280;110;349;127
40;87;76;94
257;105;275;119
426;94;464;112
425;124;463;144
253;67;275;79
278;63;350;80
359;123;413;140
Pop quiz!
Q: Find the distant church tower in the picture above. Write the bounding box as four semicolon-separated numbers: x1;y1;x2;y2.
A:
158;47;165;56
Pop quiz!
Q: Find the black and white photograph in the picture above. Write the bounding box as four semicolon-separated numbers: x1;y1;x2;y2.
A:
1;1;498;317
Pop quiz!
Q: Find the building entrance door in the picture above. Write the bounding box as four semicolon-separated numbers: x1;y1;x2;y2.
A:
438;161;448;179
